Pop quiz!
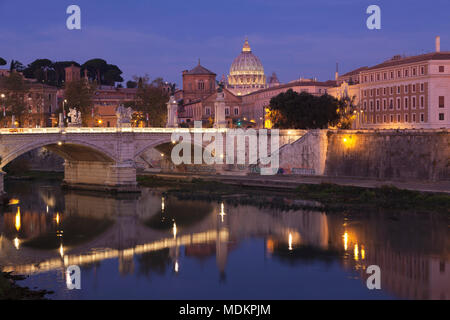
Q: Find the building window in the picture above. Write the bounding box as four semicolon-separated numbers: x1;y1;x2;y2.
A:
420;96;425;109
383;99;387;110
363;101;367;110
439;66;444;73
412;84;416;93
397;86;401;94
397;70;401;78
205;107;211;115
412;113;416;122
225;107;230;116
198;80;205;90
439;96;444;108
397;114;401;122
420;83;424;92
404;69;409;77
390;71;394;79
405;114;408;122
376;100;380;111
376;115;380;123
397;98;401;110
389;99;394;110
439;113;445;121
421;66;425;75
412;97;416;109
383;73;387;80
376;89;380;96
412;68;417;76
390;87;394;95
234;107;239;116
404;97;408;109
370;101;374;111
383;115;387;122
420;113;424;122
405;85;408;93
383;88;387;95
390;115;394;123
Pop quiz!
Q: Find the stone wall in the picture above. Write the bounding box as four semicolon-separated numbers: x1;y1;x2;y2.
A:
278;130;328;175
324;130;450;181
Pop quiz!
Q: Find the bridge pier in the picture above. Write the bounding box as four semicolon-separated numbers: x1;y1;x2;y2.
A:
63;161;138;193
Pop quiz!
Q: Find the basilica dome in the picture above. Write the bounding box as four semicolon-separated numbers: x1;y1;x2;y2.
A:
227;39;267;95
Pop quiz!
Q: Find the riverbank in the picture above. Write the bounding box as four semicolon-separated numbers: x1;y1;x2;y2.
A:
0;271;52;300
138;174;450;214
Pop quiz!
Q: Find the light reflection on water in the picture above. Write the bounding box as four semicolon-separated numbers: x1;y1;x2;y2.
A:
0;180;448;300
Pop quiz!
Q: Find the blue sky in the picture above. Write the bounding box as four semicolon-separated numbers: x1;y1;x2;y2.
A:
1;0;449;87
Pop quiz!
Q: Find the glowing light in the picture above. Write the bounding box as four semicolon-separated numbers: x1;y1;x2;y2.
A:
266;238;274;254
46;205;49;213
59;244;64;258
171;140;176;144
343;138;348;143
55;213;60;225
174;261;179;273
98;119;103;125
343;232;348;251
219;202;226;222
172;222;177;239
361;246;365;260
13;237;20;250
354;244;359;261
161;153;164;157
15;207;21;232
288;233;293;251
161;197;165;212
57;141;62;146
8;198;19;205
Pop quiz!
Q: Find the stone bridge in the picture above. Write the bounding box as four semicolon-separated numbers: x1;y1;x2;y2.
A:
0;127;305;195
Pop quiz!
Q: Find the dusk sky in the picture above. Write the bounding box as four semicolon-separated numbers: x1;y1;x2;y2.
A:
1;0;449;87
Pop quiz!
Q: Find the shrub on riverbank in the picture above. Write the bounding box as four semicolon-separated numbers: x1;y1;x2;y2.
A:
295;183;450;213
0;271;52;300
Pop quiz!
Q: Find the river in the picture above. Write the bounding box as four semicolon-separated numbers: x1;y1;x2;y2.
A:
0;180;448;299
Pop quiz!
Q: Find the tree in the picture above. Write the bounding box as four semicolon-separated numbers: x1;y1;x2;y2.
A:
22;59;54;84
268;89;340;129
126;80;137;88
64;80;97;126
0;72;29;125
9;60;25;73
82;59;123;86
0;58;6;66
128;75;170;127
335;95;357;129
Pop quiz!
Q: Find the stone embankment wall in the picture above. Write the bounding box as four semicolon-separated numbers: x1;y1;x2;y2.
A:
324;130;450;181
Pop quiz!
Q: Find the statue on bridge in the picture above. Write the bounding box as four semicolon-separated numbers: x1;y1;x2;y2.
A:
68;108;82;127
116;104;133;128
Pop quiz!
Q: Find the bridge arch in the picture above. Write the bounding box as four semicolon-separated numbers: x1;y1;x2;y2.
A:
0;137;116;169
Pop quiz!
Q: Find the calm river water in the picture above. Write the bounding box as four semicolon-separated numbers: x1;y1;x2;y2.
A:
0;180;448;300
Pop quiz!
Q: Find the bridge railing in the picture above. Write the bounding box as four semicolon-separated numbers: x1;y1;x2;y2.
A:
0;127;303;135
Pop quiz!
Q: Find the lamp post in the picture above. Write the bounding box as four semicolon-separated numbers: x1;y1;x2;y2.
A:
0;93;5;118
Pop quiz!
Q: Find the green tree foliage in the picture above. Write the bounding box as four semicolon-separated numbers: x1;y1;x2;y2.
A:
0;58;6;66
0;72;29;124
268;89;341;129
9;60;25;73
64;80;97;126
22;59;54;83
126;80;137;88
82;59;123;86
335;95;357;129
127;75;171;127
22;60;81;87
